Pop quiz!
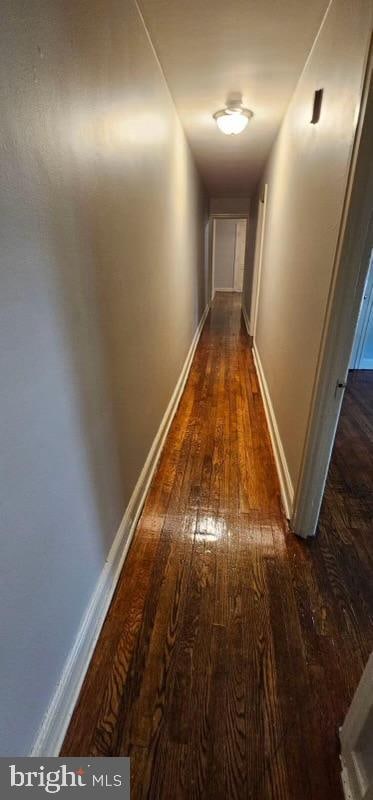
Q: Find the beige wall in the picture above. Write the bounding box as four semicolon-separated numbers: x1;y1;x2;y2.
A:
243;0;372;494
0;0;207;754
210;196;250;215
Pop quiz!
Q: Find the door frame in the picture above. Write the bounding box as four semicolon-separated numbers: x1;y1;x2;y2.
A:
210;214;248;299
250;183;268;338
340;652;373;800
233;219;247;292
291;46;373;539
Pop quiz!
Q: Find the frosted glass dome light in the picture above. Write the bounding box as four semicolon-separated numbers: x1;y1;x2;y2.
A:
213;106;253;135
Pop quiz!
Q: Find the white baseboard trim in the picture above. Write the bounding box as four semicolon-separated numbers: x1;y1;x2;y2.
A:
30;301;210;757
241;304;251;338
252;344;294;519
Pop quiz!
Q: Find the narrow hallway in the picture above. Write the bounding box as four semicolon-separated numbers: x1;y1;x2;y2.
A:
62;294;371;799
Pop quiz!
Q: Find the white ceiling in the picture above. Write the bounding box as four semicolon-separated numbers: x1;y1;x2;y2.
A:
138;0;328;196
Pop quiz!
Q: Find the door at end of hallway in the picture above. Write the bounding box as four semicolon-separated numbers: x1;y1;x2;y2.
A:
212;217;247;295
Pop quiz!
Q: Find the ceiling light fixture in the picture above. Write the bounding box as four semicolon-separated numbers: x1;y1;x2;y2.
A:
213;105;253;135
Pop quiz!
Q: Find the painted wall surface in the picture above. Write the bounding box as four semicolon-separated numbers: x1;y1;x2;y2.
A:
245;0;372;493
210;197;250;215
0;0;207;755
214;219;237;289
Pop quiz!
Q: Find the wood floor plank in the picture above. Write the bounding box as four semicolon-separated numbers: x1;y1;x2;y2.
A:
62;294;373;800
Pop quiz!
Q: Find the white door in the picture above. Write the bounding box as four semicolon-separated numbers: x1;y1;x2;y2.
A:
340;653;373;800
213;219;237;291
350;250;373;369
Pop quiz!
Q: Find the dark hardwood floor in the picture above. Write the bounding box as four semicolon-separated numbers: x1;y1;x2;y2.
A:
62;293;373;799
317;369;373;660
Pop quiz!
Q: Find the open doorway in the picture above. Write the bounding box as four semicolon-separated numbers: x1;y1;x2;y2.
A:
211;216;247;297
350;250;373;370
292;52;373;539
318;246;373;537
326;252;373;800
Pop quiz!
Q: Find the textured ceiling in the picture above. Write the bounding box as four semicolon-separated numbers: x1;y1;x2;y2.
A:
138;0;329;196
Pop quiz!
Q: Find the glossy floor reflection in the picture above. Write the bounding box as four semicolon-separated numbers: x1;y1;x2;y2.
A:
62;293;372;799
